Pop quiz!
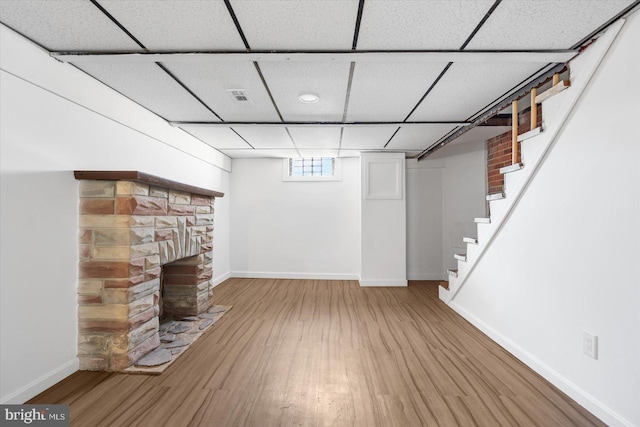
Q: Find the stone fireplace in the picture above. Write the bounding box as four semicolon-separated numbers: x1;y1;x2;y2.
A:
75;171;224;371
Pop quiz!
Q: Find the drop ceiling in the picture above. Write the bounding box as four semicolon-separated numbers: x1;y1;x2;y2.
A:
1;0;637;160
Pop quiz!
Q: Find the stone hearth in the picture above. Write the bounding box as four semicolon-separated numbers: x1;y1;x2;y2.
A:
75;171;224;371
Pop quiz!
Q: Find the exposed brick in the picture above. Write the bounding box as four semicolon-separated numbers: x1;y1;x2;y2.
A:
79;229;92;244
163;264;202;275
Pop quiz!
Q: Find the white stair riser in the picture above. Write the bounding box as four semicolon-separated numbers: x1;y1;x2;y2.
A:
504;169;524;194
466;243;478;259
476;222;492;242
489;198;509;220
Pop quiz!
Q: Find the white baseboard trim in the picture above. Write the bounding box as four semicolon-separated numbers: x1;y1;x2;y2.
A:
230;271;360;281
211;271;231;288
1;359;78;404
407;273;447;281
448;301;633;427
359;279;407;287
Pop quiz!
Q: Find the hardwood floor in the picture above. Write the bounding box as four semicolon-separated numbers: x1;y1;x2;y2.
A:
30;279;605;426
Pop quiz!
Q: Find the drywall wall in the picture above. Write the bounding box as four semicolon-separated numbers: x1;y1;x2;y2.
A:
360;153;406;286
406;164;444;280
0;25;231;403
230;158;360;279
450;13;640;427
406;139;487;280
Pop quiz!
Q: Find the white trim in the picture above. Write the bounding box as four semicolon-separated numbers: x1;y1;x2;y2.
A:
211;271;231;288
407;273;447;281
362;156;404;200
0;359;78;404
359;279;408;287
448;302;634;427
231;271;360;281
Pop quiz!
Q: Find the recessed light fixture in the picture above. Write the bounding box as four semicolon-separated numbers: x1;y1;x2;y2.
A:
298;93;320;104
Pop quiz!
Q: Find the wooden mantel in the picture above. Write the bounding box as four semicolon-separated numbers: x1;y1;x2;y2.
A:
74;171;224;198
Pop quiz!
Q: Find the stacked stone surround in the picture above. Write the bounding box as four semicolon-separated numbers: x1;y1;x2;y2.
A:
77;177;219;371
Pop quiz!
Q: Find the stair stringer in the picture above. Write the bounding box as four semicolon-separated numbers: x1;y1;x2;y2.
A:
439;19;625;303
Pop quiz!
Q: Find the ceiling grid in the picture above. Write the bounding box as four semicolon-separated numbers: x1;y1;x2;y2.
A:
1;0;637;159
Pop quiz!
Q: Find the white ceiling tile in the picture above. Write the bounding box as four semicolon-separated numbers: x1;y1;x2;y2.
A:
0;0;140;51
258;62;351;121
341;127;399;150
220;149;264;159
77;62;218;121
357;0;495;49
466;0;636;49
181;126;250;150
385;125;458;151
408;62;546;122
232;127;295;149
297;149;340;158
230;0;359;49
347;62;449;121
288;127;341;149
164;62;280;122
97;0;246;50
256;148;301;158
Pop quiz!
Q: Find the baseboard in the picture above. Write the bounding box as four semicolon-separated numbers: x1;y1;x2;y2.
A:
230;271;360;281
0;359;78;404
358;279;407;287
407;273;447;281
448;301;633;427
211;271;231;288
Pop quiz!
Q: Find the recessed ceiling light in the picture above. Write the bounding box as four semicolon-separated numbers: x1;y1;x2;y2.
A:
298;93;320;104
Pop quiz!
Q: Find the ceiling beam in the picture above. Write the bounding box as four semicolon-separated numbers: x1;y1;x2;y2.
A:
51;50;577;64
170;121;472;128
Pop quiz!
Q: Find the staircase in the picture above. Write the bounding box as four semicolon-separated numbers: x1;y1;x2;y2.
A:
439;76;570;303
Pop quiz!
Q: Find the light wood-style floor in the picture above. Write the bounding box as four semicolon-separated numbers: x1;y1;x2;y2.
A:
30;279;604;426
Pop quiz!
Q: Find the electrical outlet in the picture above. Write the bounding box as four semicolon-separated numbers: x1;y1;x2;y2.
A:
583;331;598;359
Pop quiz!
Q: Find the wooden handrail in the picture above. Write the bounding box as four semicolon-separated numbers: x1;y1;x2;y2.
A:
512;100;519;165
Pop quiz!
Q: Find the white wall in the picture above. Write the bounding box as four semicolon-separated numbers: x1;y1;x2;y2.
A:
230;158;360;279
406;139;487;279
0;26;231;403
406;164;445;280
451;13;640;427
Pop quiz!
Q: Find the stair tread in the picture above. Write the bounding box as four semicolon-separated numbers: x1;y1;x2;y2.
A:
517;126;543;142
447;269;458;278
500;163;524;174
474;217;491;224
454;253;467;261
463;237;478;244
486;193;505;201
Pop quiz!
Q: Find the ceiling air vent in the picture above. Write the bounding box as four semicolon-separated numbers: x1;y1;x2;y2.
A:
226;89;253;104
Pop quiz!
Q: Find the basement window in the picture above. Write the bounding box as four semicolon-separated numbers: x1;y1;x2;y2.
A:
282;157;341;181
